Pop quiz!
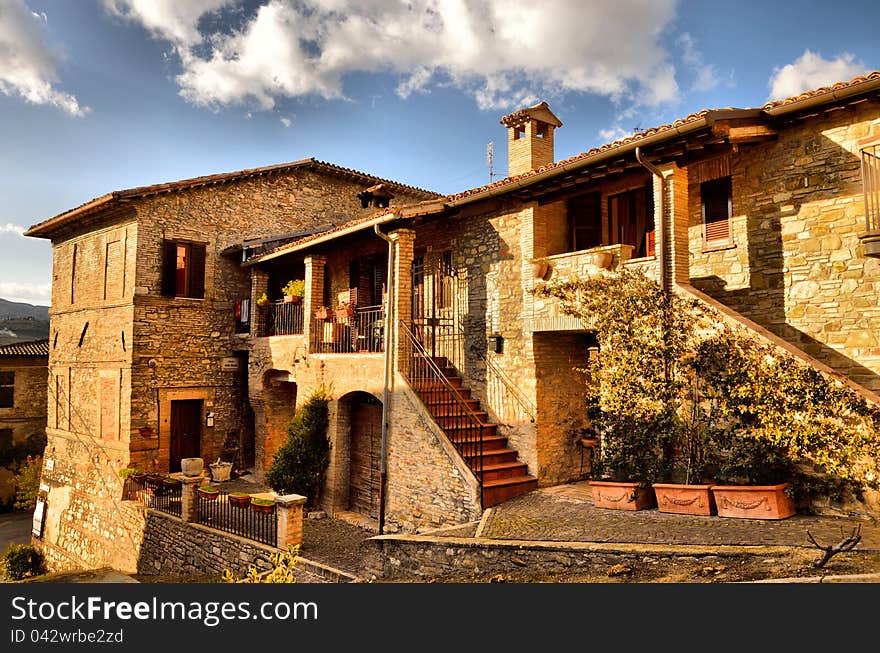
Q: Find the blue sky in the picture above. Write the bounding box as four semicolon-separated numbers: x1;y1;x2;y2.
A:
1;0;879;305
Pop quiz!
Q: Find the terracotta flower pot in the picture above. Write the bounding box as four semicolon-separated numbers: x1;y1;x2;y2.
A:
589;480;656;510
228;493;252;508
532;262;549;279
652;483;716;516
251;500;275;515
197;487;220;501
710;483;795;520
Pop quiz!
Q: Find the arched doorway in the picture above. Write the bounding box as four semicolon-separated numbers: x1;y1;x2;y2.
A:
342;392;383;518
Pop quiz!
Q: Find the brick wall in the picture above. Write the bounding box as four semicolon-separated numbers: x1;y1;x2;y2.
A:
0;357;47;444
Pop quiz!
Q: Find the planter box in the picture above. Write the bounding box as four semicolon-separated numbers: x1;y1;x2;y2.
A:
589;480;655;511
653;483;716;516
711;483;795;520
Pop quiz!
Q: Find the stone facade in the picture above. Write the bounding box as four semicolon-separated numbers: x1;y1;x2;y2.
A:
0;343;48;449
27;161;436;571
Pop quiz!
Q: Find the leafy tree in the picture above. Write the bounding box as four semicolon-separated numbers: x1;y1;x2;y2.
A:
266;388;331;506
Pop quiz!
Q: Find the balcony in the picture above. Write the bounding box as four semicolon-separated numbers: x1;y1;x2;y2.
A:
310;305;385;354
255;301;305;337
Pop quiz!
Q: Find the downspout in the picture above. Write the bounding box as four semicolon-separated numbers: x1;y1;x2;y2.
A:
373;223;395;535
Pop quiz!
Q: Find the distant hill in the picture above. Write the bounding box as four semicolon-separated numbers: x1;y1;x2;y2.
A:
0;298;50;345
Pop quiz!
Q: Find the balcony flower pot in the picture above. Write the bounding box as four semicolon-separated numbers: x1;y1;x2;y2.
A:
594;251;613;270
315;307;331;320
282;280;305;303
335;306;354;319
711;483;795;520
228;492;252;509
652;483;716;516
130;472;148;484
197;485;219;501
588;480;656;511
250;498;275;515
532;261;549;279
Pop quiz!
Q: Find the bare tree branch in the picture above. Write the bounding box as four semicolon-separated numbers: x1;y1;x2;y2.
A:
806;524;862;568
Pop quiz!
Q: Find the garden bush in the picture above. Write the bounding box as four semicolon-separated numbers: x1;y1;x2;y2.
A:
1;543;44;581
14;455;42;511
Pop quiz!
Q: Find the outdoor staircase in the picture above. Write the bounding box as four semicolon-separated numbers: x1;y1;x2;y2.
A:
410;355;538;508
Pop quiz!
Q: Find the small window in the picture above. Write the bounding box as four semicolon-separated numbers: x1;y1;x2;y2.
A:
162;240;206;298
567;192;602;252
701;176;732;245
0;371;13;408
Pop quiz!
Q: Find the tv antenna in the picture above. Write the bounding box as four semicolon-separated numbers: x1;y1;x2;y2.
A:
486;141;495;182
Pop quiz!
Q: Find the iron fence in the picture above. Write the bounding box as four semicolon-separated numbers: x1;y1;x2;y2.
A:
123;476;182;518
255;301;305;337
194;489;277;547
310;305;384;353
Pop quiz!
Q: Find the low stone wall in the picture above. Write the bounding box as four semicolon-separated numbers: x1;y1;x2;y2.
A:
137;510;279;578
368;534;792;580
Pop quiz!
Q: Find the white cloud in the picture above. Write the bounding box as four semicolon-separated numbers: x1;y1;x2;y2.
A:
0;0;88;116
103;0;681;111
279;116;291;127
598;126;633;143
677;33;718;93
0;223;25;236
769;50;868;101
0;281;51;304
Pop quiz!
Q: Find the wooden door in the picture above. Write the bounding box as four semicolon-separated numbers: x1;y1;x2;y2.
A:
170;399;202;472
348;398;382;518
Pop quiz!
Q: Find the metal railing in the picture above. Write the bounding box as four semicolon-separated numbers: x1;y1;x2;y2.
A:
123;476;182;518
255;301;304;337
310;305;384;354
400;320;483;502
863;144;880;233
195;489;277;547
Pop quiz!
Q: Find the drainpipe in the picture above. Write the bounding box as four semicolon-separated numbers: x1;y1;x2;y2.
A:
635;146;668;292
373;223;395;535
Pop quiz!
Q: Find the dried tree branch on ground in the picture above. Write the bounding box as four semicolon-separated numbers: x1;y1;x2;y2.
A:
806;524;862;568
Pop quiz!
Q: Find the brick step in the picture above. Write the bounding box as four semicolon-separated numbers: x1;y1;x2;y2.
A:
417;386;472;402
411;376;464;389
476;461;530;482
450;433;508;451
444;423;498;438
434;411;490;427
427;399;482;415
465;449;519;466
481;475;539;508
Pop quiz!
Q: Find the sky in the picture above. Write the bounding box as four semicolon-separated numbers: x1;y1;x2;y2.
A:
1;0;879;306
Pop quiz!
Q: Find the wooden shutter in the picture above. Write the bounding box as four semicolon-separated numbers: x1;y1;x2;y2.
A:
161;240;177;296
189;243;206;299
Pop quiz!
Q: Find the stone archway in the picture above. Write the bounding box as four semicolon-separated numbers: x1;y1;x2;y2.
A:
337;391;383;519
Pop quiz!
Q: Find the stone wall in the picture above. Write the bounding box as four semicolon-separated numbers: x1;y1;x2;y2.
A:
0;357;47;445
688;101;880;392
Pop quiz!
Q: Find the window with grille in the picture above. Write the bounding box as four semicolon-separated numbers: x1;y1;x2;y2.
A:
701;176;732;246
0;371;13;408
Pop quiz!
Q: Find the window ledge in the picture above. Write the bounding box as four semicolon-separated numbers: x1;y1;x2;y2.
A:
701;241;736;253
622;255;657;265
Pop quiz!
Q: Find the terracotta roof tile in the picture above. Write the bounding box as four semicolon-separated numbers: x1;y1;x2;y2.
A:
0;339;49;358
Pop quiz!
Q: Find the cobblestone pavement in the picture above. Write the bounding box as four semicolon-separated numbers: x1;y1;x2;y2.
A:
480;482;880;551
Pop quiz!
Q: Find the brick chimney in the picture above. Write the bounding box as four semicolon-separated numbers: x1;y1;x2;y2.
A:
500;101;562;177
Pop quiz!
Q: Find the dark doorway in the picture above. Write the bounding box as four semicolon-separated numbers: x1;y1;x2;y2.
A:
170;399;202;472
348;395;382;518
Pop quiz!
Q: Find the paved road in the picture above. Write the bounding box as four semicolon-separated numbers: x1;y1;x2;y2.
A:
0;512;32;552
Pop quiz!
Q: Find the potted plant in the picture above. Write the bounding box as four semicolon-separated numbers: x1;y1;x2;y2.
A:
228;492;252;508
250;497;275;514
197;485;220;501
530;257;550;280
145;473;164;488
256;292;269;307
314;306;331;320
162;476;181;489
335;302;354;319
282;279;305;303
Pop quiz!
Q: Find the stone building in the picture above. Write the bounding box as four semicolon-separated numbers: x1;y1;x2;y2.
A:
241;73;880;532
22;160;436;570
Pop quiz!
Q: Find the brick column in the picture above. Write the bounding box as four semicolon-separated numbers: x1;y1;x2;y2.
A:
389;229;415;373
660;162;690;286
304;255;326;350
274;493;307;548
250;269;269;337
171;472;208;522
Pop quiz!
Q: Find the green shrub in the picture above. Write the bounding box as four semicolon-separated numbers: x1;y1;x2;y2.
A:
14;456;42;512
222;545;299;583
1;543;44;581
266;388;331;506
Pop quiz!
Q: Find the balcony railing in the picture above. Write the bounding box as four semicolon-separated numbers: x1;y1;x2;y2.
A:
310;305;384;353
255;301;304;337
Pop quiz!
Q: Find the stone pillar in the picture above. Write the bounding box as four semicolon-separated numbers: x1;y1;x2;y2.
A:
251;269;269;337
304;255;327;350
389;229;415;373
172;472;208;522
660;162;690;286
274;493;307;548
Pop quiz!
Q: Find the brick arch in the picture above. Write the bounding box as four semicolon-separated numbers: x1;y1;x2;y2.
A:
257;370;297;471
